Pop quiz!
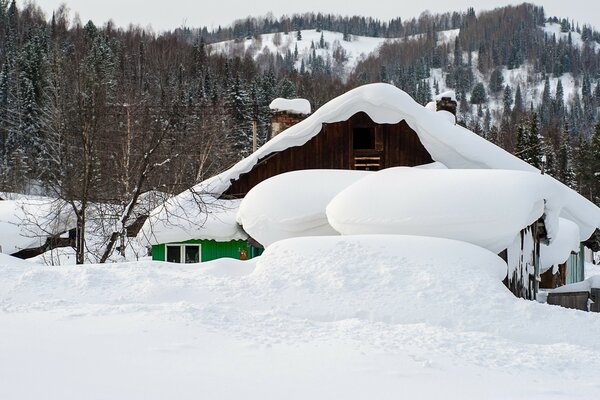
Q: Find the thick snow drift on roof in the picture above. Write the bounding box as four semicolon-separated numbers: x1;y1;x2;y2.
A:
540;218;581;273
178;83;600;242
237;170;371;247
269;98;311;115
0;199;74;254
326;168;563;253
138;195;246;246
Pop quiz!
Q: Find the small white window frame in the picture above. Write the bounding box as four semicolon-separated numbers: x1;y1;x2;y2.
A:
165;243;202;263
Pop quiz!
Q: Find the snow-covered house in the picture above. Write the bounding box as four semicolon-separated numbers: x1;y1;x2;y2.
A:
0;198;76;258
140;83;600;299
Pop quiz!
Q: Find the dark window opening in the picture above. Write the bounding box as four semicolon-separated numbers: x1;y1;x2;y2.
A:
185;245;200;263
166;246;181;263
353;127;374;150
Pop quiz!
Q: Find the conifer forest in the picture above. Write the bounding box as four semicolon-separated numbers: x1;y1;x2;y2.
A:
2;1;600;207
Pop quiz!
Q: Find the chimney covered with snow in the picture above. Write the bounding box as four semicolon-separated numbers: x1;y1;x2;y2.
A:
269;98;311;138
435;91;457;116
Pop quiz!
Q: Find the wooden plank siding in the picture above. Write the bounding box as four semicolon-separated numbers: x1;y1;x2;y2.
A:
222;112;433;198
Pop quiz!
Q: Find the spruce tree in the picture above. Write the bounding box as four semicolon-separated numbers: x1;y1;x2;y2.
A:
470;82;486;104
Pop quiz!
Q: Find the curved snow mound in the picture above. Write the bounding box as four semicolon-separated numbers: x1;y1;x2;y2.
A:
269;98;311;115
237;170;371;247
327;167;563;253
250;235;507;324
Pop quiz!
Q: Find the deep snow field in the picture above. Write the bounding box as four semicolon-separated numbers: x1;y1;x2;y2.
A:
2;235;600;399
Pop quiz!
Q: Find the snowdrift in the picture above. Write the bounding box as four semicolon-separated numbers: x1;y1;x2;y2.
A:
250;235;508;323
237;170;371;247
326;168;563;253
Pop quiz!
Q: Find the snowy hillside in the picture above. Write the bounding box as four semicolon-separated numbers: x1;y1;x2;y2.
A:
209;29;459;78
2;237;600;399
543;22;600;52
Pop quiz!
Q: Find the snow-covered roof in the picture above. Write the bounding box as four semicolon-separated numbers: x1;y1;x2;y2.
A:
326;168;562;254
0;199;75;255
237;169;371;247
138;194;246;246
269;98;311;115
146;83;600;245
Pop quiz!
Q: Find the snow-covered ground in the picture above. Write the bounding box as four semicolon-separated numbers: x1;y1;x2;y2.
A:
2;236;600;399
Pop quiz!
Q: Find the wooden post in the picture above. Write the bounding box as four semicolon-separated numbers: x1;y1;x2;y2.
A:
252;119;257;153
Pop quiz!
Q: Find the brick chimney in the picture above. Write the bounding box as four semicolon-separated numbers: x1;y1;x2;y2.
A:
269;98;311;138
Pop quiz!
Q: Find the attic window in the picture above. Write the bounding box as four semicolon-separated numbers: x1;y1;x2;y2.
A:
353;127;374;150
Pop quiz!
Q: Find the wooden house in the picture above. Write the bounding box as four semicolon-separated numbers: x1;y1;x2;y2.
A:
141;83;600;300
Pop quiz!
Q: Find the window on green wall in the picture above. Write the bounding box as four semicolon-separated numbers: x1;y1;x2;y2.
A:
185;245;200;263
165;244;201;263
166;245;181;263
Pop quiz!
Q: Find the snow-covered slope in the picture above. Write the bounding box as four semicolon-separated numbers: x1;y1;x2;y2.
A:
2;237;600;399
209;28;459;78
543;22;600;52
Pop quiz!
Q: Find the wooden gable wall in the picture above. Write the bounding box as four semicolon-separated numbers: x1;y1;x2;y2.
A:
222;112;433;198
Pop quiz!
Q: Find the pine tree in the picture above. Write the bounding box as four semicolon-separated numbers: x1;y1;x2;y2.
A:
557;123;575;187
470;83;486;104
489;68;504;93
513;84;524;113
590;121;600;203
296;30;302;41
319;32;325;49
502;85;513;113
526;113;543;169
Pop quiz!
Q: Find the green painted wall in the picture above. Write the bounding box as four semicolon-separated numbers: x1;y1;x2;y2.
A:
152;239;263;262
566;244;586;284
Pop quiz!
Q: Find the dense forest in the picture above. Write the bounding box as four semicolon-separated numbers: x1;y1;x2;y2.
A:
2;0;600;210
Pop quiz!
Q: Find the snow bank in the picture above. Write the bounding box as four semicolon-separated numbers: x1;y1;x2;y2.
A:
0;198;74;254
138;195;246;246
550;275;600;294
5;235;600;398
237;170;371;246
540;218;581;273
326;168;562;253
250;235;507;322
269;98;311;115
